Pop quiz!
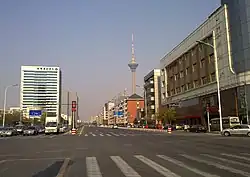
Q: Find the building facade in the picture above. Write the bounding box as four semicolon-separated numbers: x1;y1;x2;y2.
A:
20;66;61;122
160;4;250;126
126;94;144;124
144;69;161;121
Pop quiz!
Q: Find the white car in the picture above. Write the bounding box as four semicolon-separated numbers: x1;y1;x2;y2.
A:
112;125;118;129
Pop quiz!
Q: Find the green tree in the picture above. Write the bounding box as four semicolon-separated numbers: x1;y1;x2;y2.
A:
156;107;176;125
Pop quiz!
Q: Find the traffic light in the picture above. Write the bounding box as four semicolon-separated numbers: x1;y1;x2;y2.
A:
72;101;77;112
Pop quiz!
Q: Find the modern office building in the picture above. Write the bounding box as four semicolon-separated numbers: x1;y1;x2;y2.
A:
144;69;161;122
160;2;250;126
20;66;61;122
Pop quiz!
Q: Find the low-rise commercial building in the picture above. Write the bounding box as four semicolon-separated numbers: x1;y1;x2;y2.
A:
160;3;250;126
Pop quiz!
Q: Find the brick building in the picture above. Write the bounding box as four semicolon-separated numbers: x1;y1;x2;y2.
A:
126;94;144;124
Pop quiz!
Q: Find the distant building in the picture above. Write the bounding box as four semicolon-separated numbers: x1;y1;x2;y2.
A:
60;90;79;125
144;69;161;121
9;107;20;114
20;66;61;122
126;94;144;124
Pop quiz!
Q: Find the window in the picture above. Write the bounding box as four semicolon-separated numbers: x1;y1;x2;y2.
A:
180;71;184;78
181;85;185;92
192;63;197;72
186;83;191;90
191;48;195;56
193;80;199;88
209;54;215;63
185;67;189;75
210;72;216;82
200;59;205;68
179;58;182;65
176;87;181;93
201;76;208;85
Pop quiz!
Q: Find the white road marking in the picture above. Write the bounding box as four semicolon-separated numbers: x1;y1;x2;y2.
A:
135;155;180;177
91;133;96;137
79;126;84;136
157;155;219;177
85;134;88;136
56;158;70;177
100;134;104;136
181;154;250;177
110;156;141;177
202;154;250;168
106;134;111;136
220;153;250;162
86;157;103;177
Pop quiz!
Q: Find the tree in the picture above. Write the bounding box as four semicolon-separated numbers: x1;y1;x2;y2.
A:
156;107;176;125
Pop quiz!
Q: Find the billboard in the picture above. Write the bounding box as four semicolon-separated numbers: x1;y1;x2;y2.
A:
29;110;42;118
113;111;124;117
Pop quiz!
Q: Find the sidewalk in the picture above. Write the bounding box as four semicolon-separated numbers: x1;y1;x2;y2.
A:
119;127;221;135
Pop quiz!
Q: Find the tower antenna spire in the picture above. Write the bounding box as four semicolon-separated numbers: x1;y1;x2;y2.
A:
128;33;138;94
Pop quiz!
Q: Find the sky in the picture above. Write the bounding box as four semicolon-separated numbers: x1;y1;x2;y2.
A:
0;0;220;120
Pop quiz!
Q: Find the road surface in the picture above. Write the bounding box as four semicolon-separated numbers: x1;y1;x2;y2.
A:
0;126;250;177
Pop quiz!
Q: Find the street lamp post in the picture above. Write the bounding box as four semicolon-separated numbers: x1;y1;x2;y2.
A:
2;84;18;127
197;30;223;132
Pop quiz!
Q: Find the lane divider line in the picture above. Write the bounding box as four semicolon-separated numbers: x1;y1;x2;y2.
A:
56;158;71;177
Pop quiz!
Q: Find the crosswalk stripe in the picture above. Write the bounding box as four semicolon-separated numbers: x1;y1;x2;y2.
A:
135;155;180;177
110;133;119;136
221;153;250;162
106;134;111;136
110;156;141;177
201;154;250;168
241;153;250;156
181;154;250;177
100;134;104;136
157;155;219;177
91;133;96;137
86;157;102;177
85;134;88;136
120;134;127;136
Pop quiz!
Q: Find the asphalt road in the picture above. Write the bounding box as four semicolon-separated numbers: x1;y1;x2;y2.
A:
0;126;250;177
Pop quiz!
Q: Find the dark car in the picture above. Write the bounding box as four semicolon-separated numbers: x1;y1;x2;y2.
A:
188;125;207;133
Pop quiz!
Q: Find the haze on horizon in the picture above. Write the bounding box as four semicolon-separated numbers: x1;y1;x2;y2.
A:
0;0;220;120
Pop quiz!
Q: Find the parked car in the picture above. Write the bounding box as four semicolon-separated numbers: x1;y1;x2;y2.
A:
112;125;118;129
222;124;250;137
188;125;207;133
23;126;38;136
1;127;17;136
15;124;25;135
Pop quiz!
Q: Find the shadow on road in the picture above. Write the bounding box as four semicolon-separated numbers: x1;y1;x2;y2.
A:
32;160;66;177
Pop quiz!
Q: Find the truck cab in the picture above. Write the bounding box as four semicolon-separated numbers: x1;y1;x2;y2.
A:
45;121;59;135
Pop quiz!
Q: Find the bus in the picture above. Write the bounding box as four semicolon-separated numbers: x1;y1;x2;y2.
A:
210;116;240;131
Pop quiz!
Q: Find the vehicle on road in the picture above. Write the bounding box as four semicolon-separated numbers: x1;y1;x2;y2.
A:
188;125;207;133
0;127;18;136
15;124;25;135
112;125;118;129
222;124;250;137
210;117;240;131
45;122;59;135
23;126;38;136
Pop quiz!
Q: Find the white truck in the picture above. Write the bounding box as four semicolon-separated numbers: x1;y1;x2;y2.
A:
45;117;59;135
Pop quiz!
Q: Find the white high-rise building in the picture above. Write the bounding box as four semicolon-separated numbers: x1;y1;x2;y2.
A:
20;66;61;122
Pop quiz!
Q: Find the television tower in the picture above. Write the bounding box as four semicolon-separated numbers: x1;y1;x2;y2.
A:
128;33;138;94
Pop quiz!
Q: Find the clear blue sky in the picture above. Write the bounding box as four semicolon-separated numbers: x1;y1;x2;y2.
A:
0;0;220;120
